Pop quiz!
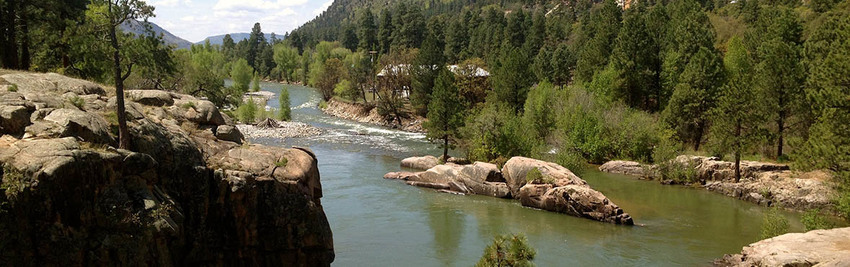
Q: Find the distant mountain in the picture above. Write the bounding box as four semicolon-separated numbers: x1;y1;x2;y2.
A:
198;33;277;46
120;19;194;50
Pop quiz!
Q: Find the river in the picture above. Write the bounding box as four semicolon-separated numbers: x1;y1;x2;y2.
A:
250;82;805;266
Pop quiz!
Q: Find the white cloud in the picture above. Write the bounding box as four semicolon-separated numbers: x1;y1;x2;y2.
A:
213;0;310;11
312;0;332;15
152;0;180;7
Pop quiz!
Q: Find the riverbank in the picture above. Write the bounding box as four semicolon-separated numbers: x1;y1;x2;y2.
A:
321;98;425;132
385;156;634;225
599;156;836;213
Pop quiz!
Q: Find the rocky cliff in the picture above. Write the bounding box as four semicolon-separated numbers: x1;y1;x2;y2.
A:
0;72;333;266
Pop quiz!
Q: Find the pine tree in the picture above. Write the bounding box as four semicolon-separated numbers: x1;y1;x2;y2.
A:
247;22;265;71
711;36;764;181
663;47;725;151
610;4;661;111
491;46;534;113
411;31;445;116
424;68;465;161
377;9;393;54
475;234;536;267
357;9;377;51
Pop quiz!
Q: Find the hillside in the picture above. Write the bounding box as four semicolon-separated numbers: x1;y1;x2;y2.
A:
120;19;194;50
198;33;276;46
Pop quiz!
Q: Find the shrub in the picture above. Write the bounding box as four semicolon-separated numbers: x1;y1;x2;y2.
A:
6;84;17;92
801;209;834;231
1;164;28;202
236;98;258;123
68;96;85;110
333;79;357;100
525;168;554;184
476;233;536;267
760;207;789;239
181;101;196;109
555;148;586;177
275;158;288;168
656;161;698;183
319;100;328;109
104;111;119;136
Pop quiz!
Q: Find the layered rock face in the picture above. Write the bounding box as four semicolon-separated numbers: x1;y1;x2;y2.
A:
598;156;835;212
386;156;633;225
0;73;333;266
716;227;850;267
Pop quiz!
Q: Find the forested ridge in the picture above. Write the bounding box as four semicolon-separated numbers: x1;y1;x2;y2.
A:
1;0;849;219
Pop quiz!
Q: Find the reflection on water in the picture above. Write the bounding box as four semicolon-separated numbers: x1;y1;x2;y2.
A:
250;81;808;267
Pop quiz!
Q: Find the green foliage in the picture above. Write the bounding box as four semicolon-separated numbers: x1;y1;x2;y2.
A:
68;96;85;110
275;158;288;168
410;31;445;116
6;84;17;92
555;148;587;177
236;98;259;123
333;79;357;100
424;68;465;159
278;87;291;121
181;101;196;109
662;47;724;151
760;207;789;239
273;44;299;83
656;160;698;183
1;164;29;202
476;233;536;267
522;81;557;141
491;46;534;113
252;75;261;92
801;209;834;231
319;100;328;110
231;58;253;93
461;100;538;163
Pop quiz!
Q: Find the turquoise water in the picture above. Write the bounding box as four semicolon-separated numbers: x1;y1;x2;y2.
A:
251;82;806;266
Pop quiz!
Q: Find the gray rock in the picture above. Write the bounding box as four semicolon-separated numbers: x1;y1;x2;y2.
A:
599;160;653;178
1;73;105;95
127;90;174;106
400;155;440;170
215;125;244;144
0;105;32;136
716;227;850;267
518;184;634;225
173;99;225;125
501;156;586;198
43;108;114;144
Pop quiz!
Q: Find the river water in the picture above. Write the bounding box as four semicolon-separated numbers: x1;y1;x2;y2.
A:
250;82;805;266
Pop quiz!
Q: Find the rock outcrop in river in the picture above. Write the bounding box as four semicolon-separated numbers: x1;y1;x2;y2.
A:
0;73;334;266
386;156;634;225
715;227;850;266
321;99;424;132
598;156;835;212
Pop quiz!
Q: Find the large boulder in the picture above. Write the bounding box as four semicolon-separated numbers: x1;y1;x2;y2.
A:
519;184;634;225
215;125;244;144
400;155;440;170
0;104;32;136
501;156;586;198
1;73;105;96
599;160;652;178
127;90;174;106
716;227;850;266
675;155;790;182
41;108;114;144
173;99;225;125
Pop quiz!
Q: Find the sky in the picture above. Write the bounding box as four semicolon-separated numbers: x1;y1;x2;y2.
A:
147;0;334;43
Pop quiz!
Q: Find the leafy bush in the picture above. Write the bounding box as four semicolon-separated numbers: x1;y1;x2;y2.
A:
461;100;540;163
319;100;328;109
801;209;834;231
1;164;28;202
656;161;698;183
333;79;357;100
760;207;789;239
476;233;536;267
555;148;586;177
236;98;259;123
6;84;17;92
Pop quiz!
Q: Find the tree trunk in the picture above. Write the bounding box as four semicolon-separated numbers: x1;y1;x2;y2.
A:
443;135;449;161
777;111;785;159
1;0;19;69
734;121;742;182
693;121;704;152
19;2;29;70
109;3;131;150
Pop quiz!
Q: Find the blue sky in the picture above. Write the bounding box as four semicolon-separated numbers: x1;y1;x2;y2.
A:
147;0;334;42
